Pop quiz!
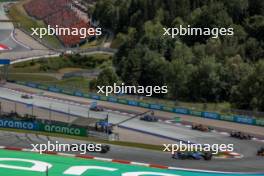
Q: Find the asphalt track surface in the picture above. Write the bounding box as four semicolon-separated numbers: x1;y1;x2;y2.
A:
0;87;258;145
0;131;264;173
0;3;28;52
0;87;264;172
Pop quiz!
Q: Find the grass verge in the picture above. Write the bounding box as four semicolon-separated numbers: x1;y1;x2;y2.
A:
9;54;112;73
8;73;58;83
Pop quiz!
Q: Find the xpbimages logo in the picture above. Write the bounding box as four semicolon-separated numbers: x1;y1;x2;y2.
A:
30;141;102;154
163;141;234;154
97;83;168;96
163;25;234;39
31;25;102;38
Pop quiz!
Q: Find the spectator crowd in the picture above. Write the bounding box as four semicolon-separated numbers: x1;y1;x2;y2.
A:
24;0;91;47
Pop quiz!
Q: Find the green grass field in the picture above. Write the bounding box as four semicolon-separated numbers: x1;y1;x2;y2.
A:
8;74;57;83
121;95;231;113
8;54;112;92
8;74;91;93
9;54;112;73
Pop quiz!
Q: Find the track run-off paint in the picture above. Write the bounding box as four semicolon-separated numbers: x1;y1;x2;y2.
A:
0;149;263;176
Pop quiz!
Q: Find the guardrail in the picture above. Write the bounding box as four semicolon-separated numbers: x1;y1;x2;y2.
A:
10;81;264;128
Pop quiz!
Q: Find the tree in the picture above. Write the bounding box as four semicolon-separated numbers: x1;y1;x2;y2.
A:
223;0;248;23
248;0;264;16
93;0;116;29
186;2;233;44
140;21;167;53
93;0;264;110
119;45;145;85
172;41;194;63
231;60;264;111
244;38;264;62
89;67;120;90
220;24;247;59
165;60;191;99
139;49;166;89
222;55;252;99
187;56;222;101
244;15;264;41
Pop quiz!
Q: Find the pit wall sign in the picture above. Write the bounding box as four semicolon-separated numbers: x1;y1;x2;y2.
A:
0;119;37;130
39;124;87;136
0;118;87;137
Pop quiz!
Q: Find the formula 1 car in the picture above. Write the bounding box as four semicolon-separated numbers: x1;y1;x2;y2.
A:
96;144;110;153
257;147;264;156
140;115;159;122
70;143;110;154
230;131;253;140
191;124;213;132
172;151;212;160
21;94;33;99
89;105;104;112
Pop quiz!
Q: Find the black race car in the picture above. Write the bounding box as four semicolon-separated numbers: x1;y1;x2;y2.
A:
230;131;253;140
191;124;213;132
100;144;110;153
90;105;104;112
257;147;264;156
172;151;212;160
140;115;159;122
21;94;33;99
71;143;110;154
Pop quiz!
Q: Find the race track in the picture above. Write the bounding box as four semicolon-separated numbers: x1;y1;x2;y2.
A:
2;148;264;176
0;87;264;172
0;131;263;172
0;3;28;52
0;87;256;145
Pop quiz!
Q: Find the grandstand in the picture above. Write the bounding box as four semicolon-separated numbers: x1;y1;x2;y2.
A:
24;0;92;47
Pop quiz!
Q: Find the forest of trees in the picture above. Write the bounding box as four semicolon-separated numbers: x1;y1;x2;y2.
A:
92;0;264;111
